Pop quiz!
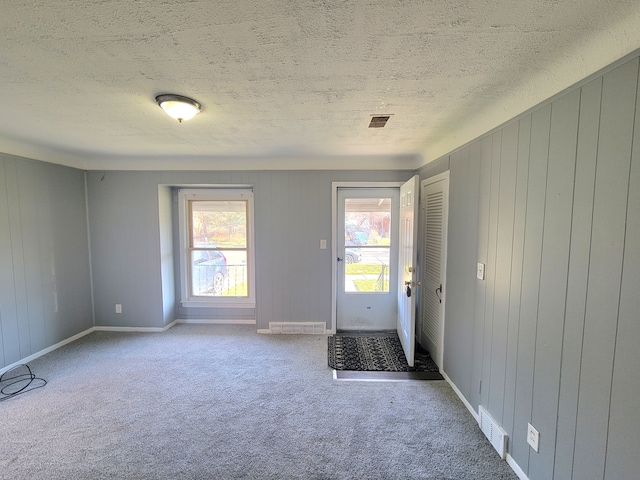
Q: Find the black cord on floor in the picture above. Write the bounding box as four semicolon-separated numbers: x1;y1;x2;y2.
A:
0;364;47;402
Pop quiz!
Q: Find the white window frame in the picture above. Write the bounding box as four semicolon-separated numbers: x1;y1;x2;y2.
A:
178;187;256;308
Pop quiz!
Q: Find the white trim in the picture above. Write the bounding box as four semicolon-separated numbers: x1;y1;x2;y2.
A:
442;370;480;423
506;454;529;480
93;324;174;333
331;181;405;333
180;300;255;308
177;318;256;325
257;329;271;334
0;327;95;376
331;370;437;383
177;187;256;308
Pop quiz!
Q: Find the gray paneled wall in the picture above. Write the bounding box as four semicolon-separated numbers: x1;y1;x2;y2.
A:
438;57;640;479
85;169;411;330
0;154;92;370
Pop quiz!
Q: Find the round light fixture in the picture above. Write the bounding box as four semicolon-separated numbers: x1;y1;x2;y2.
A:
155;94;201;122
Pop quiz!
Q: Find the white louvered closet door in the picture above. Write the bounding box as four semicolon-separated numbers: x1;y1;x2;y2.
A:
420;173;449;368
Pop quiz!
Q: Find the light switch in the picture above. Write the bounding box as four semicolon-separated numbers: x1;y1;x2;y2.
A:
320;239;327;249
477;263;485;280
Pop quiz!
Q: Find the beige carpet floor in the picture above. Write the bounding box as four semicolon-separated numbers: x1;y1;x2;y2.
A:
0;324;518;480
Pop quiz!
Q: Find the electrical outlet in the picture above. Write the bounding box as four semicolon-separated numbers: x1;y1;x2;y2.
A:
527;423;540;452
115;304;122;314
477;262;485;280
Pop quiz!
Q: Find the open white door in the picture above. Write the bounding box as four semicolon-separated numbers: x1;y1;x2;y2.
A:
397;175;420;366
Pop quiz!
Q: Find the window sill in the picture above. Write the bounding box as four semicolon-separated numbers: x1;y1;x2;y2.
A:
181;300;255;309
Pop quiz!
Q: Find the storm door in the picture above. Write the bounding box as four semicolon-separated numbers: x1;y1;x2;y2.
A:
336;188;399;331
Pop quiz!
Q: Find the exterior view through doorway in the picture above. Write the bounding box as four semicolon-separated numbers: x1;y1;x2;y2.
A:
335;187;400;331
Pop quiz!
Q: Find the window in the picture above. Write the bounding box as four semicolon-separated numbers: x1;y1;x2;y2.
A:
178;188;255;308
343;197;392;293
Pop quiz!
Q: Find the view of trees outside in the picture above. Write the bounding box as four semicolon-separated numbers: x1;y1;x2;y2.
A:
190;200;248;297
344;198;391;293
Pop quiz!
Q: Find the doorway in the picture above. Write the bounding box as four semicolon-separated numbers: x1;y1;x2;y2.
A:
335;187;400;331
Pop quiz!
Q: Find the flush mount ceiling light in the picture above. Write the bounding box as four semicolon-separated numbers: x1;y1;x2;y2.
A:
155;94;201;122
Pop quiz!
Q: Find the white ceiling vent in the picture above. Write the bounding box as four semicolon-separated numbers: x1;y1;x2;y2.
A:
369;116;391;128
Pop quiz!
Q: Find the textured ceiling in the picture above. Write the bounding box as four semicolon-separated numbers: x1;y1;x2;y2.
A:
1;0;640;170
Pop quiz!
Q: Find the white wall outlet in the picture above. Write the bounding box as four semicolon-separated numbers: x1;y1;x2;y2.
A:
477;262;485;280
115;304;122;314
527;423;540;452
320;239;327;249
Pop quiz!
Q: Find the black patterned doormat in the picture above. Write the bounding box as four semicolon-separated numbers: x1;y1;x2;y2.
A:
328;333;443;379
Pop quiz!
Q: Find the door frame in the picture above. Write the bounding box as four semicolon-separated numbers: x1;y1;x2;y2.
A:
330;181;404;334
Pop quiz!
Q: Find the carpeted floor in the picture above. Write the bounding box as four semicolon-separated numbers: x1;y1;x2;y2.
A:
0;324;518;480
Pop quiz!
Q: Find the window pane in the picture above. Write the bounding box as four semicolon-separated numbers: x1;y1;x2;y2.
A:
344;198;391;293
191;250;228;296
191;249;248;297
191;200;247;248
344;247;390;293
344;198;391;246
221;250;248;297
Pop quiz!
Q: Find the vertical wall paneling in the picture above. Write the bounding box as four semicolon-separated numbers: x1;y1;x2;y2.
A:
418;55;640;480
488;121;518;420
0;155;92;370
481;130;502;409
0;158;14;366
272;172;286;324
604;63;640;480
42;164;91;340
528;89;581;480
553;77;602;480
502;115;532;438
3;159;31;360
572;58;639;480
472;137;493;410
464;142;482;409
444;145;479;401
255;172;273;325
16;161;47;353
291;171;308;322
443;150;469;391
37;166;56;344
511;104;552;470
88;173;165;328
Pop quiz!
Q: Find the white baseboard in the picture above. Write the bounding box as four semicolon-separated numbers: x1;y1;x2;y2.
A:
176;318;256;325
442;370;480;423
93;324;174;333
441;371;528;480
0;326;95;376
507;453;529;480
